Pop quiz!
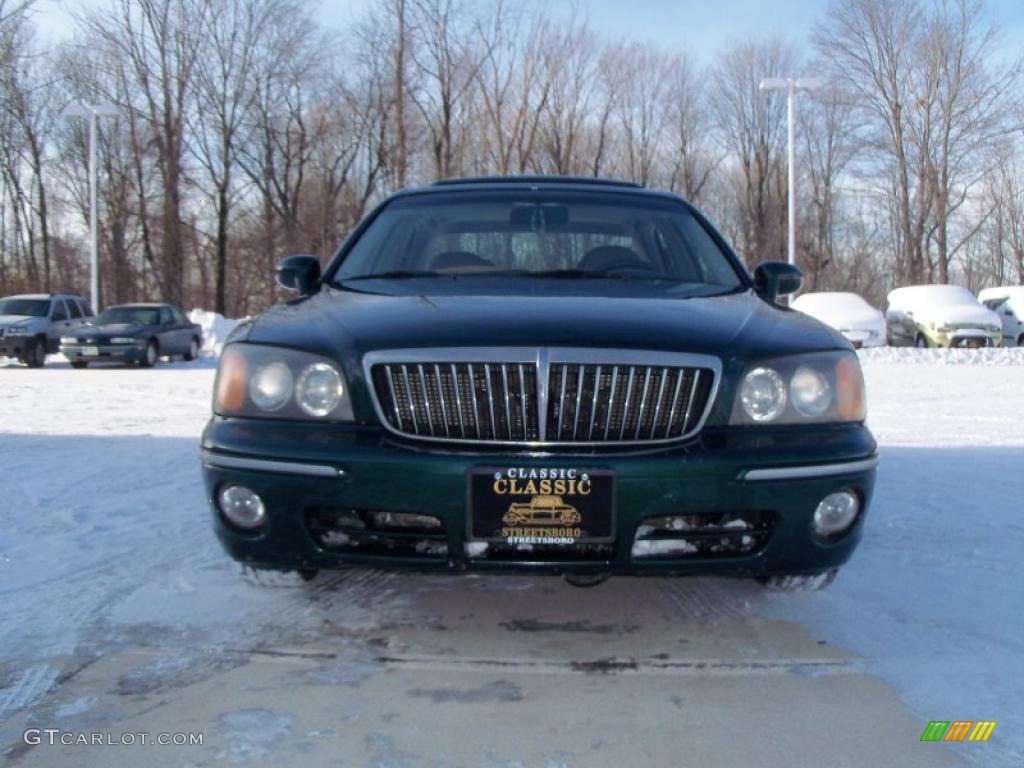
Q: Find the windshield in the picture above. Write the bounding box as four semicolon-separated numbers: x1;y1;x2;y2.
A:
0;298;50;317
95;307;160;326
333;191;744;289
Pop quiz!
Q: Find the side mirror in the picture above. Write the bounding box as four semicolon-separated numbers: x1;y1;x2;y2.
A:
753;261;803;304
277;255;322;296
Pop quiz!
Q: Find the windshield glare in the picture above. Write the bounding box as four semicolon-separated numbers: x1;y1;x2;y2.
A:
96;308;160;326
334;192;744;288
0;298;50;317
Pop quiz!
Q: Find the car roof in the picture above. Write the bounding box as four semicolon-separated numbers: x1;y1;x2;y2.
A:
395;175;682;203
3;293;84;300
105;302;169;309
979;286;1024;300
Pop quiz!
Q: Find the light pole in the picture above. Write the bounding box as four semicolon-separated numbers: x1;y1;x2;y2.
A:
63;103;119;313
758;78;822;268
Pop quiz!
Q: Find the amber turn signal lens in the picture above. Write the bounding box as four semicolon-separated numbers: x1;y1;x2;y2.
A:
835;356;866;421
215;346;247;411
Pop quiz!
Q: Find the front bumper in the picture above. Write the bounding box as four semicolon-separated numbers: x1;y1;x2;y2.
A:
60;343;146;363
927;328;1002;348
200;418;878;577
0;334;32;358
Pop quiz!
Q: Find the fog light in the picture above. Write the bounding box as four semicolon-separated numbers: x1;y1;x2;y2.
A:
218;485;266;529
813;491;859;537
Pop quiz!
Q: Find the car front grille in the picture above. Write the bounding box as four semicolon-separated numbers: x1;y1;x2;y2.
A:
366;348;720;447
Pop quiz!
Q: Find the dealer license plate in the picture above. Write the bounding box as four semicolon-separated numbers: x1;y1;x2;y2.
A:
467;467;615;545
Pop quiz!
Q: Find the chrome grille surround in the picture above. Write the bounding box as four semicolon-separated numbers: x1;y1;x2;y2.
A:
364;347;721;448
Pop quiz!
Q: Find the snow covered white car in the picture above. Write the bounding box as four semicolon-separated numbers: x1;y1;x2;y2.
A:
200;177;878;590
886;285;1002;348
978;286;1024;347
791;292;887;348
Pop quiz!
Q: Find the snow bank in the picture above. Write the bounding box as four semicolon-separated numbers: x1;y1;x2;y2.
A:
187;309;246;357
858;346;1024;366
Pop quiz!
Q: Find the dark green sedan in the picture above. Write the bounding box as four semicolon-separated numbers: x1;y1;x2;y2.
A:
200;177;877;590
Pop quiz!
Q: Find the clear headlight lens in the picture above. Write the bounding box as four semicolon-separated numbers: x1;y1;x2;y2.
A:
214;343;354;421
60;336;78;344
249;362;293;411
790;366;832;417
739;367;787;422
296;363;343;417
731;351;865;425
110;336;139;344
6;326;28;335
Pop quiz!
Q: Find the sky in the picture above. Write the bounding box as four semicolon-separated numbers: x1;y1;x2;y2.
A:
26;0;1024;66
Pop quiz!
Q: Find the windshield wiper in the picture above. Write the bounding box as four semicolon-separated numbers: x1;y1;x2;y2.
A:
342;270;446;281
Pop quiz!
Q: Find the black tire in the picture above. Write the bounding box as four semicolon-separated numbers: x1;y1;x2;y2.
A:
564;573;611;588
138;339;158;368
238;563;318;588
757;568;839;592
1018;334;1024;347
914;334;928;349
70;361;89;369
184;336;199;361
25;337;47;368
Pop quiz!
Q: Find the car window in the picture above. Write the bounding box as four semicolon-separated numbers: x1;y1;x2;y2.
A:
79;300;94;317
171;307;188;325
160;308;174;325
51;300;68;321
96;307;161;325
67;300;83;319
983;298;1007;310
0;298;50;317
334;191;745;288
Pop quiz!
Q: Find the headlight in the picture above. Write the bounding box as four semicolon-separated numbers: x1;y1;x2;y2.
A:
739;367;787;422
296;363;344;417
6;326;28;336
790;366;831;417
250;362;293;411
110;337;140;344
60;336;78;344
214;343;354;421
731;351;865;425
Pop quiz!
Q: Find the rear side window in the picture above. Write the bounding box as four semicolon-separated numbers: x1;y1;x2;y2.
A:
51;300;68;321
172;307;188;324
67;300;83;319
160;308;174;325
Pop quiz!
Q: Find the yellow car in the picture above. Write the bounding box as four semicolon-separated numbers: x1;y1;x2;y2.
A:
503;495;582;526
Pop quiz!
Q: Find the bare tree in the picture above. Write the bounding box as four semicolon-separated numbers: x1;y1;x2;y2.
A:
710;38;794;262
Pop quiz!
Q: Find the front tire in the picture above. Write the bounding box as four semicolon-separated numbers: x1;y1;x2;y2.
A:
70;361;88;369
184;337;199;361
138;340;158;368
757;568;839;592
914;334;928;349
25;337;47;368
238;563;318;588
1018;334;1024;347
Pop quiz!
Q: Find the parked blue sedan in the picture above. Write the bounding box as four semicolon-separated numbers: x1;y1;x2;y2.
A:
60;303;202;368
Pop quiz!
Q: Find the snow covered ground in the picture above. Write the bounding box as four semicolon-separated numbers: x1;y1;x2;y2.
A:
0;349;1021;766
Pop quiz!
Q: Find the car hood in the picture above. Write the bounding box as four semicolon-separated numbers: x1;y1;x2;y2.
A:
71;323;151;338
800;305;884;331
0;314;34;326
913;303;1000;327
241;284;846;363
